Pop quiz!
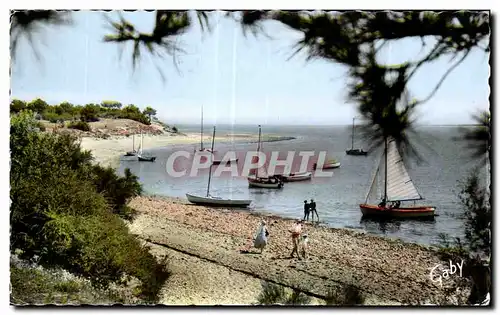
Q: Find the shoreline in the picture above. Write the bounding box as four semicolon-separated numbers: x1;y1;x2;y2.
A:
127;196;469;305
144;194;438;252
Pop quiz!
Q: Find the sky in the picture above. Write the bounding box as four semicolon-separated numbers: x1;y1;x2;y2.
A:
10;11;490;125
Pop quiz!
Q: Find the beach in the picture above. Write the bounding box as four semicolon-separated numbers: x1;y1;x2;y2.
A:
127;196;469;305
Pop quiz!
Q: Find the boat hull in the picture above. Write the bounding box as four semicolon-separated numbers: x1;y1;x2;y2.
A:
186;193;251;207
198;148;216;153
247;176;284;189
138;156;156;162
346;149;368;156
213;158;238;165
314;162;341;170
282;172;312;182
125;151;137;157
359;204;436;218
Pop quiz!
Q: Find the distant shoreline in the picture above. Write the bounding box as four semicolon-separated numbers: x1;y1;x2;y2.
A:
80;133;297;169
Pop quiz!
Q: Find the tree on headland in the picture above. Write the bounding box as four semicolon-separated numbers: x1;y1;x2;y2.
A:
10;99;27;113
80;104;99;122
123;104;141;114
101;100;122;110
143;106;157;121
26;97;49;114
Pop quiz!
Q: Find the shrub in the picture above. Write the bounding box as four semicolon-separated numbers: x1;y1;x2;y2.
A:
10;263;131;305
10;99;27;113
117;111;151;125
172;126;178;133
87;166;142;220
10;111;169;303
459;171;491;254
324;284;365;305
256;281;311;305
68;121;91;132
80;104;100;122
42;111;73;123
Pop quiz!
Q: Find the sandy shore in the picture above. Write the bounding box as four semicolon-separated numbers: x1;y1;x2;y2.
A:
79;133;260;168
127;196;471;305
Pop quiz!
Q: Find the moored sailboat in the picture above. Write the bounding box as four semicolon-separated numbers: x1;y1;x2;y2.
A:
125;134;137;156
247;125;284;189
359;137;435;219
186;126;252;207
346;117;368;156
137;129;156;162
198;105;215;153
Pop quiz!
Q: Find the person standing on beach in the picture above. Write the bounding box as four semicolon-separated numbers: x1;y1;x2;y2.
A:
303;200;310;221
289;220;303;259
253;219;269;254
310;199;319;223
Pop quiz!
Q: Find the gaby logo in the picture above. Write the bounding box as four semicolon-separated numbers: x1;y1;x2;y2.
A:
164;150;337;178
429;260;464;287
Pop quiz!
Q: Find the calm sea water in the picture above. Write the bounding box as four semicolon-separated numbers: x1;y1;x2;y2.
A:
118;124;487;246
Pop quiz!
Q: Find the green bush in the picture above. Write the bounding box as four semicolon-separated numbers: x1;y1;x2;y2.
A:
42;111;73;123
10;264;130;305
68;121;91;132
324;284;365;305
459;171;491;254
10;99;27;113
80;104;100;122
256;282;311;305
88;166;142;220
10;111;170;303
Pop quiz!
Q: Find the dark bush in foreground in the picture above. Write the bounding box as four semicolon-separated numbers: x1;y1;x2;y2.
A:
10;264;126;305
324;284;364;305
10;111;169;303
256;281;311;305
68;121;91;132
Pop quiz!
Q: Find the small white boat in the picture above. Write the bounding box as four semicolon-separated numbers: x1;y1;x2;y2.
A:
248;175;283;188
185;193;251;207
187;126;252;208
281;172;312;182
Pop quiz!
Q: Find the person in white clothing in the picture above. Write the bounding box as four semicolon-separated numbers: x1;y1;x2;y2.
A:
253;219;269;253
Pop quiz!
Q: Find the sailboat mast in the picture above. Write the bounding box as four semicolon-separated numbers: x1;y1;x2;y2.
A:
139;128;143;154
257;125;262;153
200;105;204;150
351;117;355;150
206;126;216;197
384;136;388;201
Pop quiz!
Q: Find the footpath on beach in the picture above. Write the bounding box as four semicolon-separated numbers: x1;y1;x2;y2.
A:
127;196;470;305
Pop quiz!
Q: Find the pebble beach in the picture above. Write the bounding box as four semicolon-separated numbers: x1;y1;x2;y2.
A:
126;196;471;305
